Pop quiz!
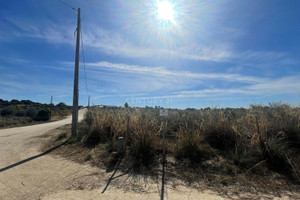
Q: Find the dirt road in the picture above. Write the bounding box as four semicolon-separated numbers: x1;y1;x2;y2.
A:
0;110;297;200
0;110;92;199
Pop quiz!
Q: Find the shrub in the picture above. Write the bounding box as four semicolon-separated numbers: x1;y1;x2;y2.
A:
83;127;103;146
203;112;236;152
175;123;205;163
15;110;26;117
80;108;122;146
129;131;156;167
78;103;300;180
84;109;94;129
34;109;50;121
248;104;299;179
264;133;292;175
1;107;14;116
127;111;159;169
26;108;37;118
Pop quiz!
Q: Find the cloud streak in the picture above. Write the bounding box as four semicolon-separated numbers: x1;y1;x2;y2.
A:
153;76;300;99
84;61;266;84
60;60;300;101
2;17;293;64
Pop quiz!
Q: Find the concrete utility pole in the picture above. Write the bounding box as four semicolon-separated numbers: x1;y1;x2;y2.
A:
71;8;80;138
50;96;53;120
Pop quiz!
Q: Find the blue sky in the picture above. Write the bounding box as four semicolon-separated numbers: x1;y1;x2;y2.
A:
1;0;300;108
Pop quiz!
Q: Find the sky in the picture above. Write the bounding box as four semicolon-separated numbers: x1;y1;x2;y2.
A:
1;0;300;109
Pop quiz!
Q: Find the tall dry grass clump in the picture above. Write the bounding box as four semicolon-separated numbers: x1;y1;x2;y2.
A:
174;121;205;163
237;103;300;179
80;107;127;147
127;109;161;169
201;109;237;152
78;103;300;181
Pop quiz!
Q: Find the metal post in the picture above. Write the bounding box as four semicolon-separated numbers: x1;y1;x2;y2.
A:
71;8;80;138
162;117;166;160
125;115;129;150
161;117;166;200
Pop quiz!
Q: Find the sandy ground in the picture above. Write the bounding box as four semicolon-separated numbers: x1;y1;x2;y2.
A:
0;109;298;200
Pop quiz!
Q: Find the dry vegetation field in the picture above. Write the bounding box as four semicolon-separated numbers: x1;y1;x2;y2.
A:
48;103;300;194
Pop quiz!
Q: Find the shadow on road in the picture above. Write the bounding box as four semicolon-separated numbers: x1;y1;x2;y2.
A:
102;153;127;193
0;141;67;173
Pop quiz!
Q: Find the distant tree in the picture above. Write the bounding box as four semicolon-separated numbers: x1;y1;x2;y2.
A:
56;102;68;110
10;99;19;105
20;100;33;105
185;108;196;111
34;109;50;121
56;102;66;106
0;99;9;107
124;102;129;108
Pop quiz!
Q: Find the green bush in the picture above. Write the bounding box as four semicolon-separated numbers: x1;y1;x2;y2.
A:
34;109;50;121
15;110;26;117
26;108;37;118
1;107;14;116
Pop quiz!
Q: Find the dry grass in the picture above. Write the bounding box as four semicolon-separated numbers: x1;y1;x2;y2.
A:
42;103;300;196
77;104;300;181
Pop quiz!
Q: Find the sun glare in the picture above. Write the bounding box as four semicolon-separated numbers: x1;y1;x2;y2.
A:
156;1;175;22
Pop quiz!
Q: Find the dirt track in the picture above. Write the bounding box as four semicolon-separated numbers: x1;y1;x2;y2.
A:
0;110;298;200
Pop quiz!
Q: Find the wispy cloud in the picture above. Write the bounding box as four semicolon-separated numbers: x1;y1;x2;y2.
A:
60;60;300;100
237;51;286;62
0;79;25;89
84;61;266;84
2;17;293;64
152;76;300;99
76;61;300;100
2;17;74;45
247;76;300;95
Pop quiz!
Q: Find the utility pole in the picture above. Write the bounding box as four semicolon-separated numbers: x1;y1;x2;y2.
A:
71;8;80;138
88;96;90;108
50;96;53;120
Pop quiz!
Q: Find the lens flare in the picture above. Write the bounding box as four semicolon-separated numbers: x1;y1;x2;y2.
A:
156;1;175;23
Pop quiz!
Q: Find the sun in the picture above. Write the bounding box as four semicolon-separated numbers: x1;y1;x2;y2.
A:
156;1;175;23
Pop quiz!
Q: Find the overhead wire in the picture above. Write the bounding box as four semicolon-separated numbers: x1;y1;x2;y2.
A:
56;0;89;97
80;26;90;96
56;0;77;12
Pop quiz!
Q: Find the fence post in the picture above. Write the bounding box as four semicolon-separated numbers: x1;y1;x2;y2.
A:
160;108;168;200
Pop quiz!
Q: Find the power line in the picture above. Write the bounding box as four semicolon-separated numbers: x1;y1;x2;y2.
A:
80;26;89;96
56;0;77;11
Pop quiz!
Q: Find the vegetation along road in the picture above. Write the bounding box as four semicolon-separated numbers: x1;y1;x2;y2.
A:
0;109;297;200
